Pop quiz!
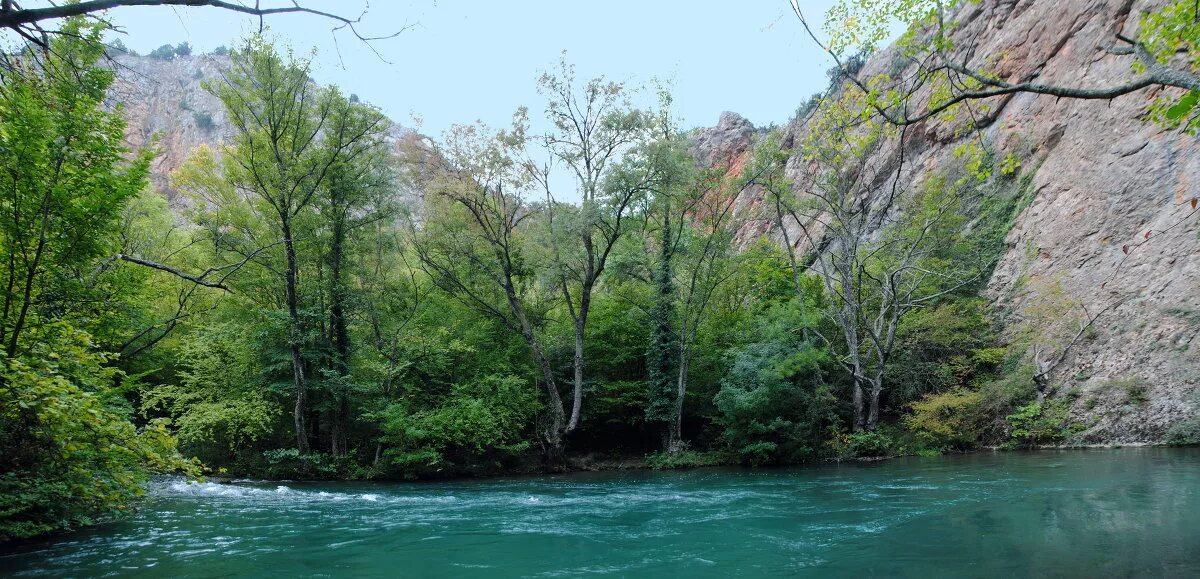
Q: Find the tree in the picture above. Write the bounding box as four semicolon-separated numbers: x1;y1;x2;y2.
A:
789;90;980;432
0;18;195;540
644;201;680;449
532;58;651;434
640;113;741;453
408;117;569;466
203;37;389;454
316;105;394;456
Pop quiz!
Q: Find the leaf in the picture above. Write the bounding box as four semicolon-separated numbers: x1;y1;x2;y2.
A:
1192;198;1197;210
1122;244;1130;254
1165;90;1200;122
1144;230;1152;239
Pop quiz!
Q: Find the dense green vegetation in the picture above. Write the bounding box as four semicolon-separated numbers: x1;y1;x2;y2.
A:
1;0;1197;542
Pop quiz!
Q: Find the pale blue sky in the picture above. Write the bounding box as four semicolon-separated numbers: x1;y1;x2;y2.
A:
92;0;840;135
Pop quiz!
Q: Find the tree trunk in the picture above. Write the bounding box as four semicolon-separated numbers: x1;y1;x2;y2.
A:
328;216;350;457
282;217;311;455
866;378;882;431
506;283;566;467
667;351;689;454
851;378;865;432
566;296;589;433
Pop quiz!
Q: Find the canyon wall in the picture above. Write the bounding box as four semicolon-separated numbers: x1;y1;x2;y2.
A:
693;0;1198;442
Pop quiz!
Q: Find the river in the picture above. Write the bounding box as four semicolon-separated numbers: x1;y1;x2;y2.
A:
2;447;1198;577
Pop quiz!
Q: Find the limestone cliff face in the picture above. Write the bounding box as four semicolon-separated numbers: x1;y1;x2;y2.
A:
109;53;232;204
109;53;408;205
694;0;1199;443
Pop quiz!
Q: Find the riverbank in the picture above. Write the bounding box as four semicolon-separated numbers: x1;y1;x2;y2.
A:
199;441;1196;486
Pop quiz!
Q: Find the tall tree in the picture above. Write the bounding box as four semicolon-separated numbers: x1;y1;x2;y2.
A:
0;18;195;541
207;38;386;453
792;94;978;431
534;59;651;434
408;117;569;466
317;106;393;456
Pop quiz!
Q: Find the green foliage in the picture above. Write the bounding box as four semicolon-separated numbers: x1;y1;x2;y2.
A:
379;375;540;475
1007;399;1080;448
713;299;837;465
140;321;278;462
645;449;728;470
193;111;215;131
843;430;898;458
904;389;985;450
0;19;197;541
148;42;192;60
0;324;197;541
1164;416;1200;446
886;299;998;410
645;216;680;427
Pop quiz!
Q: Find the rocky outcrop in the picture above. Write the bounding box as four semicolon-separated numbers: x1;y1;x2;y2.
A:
108;53;409;206
109;53;231;204
694;0;1199;443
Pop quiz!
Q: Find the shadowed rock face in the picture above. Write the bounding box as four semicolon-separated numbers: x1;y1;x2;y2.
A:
692;0;1198;443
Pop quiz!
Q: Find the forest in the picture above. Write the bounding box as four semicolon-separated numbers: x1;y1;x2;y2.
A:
1;0;1198;543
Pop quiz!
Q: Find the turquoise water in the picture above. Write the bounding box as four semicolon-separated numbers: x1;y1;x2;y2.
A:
2;448;1198;577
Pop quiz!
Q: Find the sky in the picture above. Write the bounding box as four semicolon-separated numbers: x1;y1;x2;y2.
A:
87;0;841;136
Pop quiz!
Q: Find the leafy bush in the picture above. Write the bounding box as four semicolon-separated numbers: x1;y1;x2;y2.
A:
378;374;540;475
904;389;985;450
826;429;902;459
254;449;371;480
141;321;277;464
714;300;837;465
885;299;998;413
147;42;192;60
193;111;215;131
645;450;728;469
0;325;197;540
1006;399;1082;448
1164;412;1200;446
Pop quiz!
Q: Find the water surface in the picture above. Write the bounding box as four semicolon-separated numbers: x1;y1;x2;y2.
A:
3;448;1198;577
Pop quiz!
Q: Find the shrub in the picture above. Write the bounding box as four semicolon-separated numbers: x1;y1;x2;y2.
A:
0;325;197;540
255;449;371;480
904;389;985;450
846;430;898;457
378;374;540;476
141;321;277;465
645;450;728;470
1006;399;1082;448
714;300;836;465
1108;376;1150;405
885;299;997;411
147;42;192;60
148;43;176;59
193;111;215;131
1164;416;1200;446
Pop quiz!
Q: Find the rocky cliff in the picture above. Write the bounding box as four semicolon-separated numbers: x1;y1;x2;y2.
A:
109;53;233;204
109;52;408;204
694;0;1198;443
